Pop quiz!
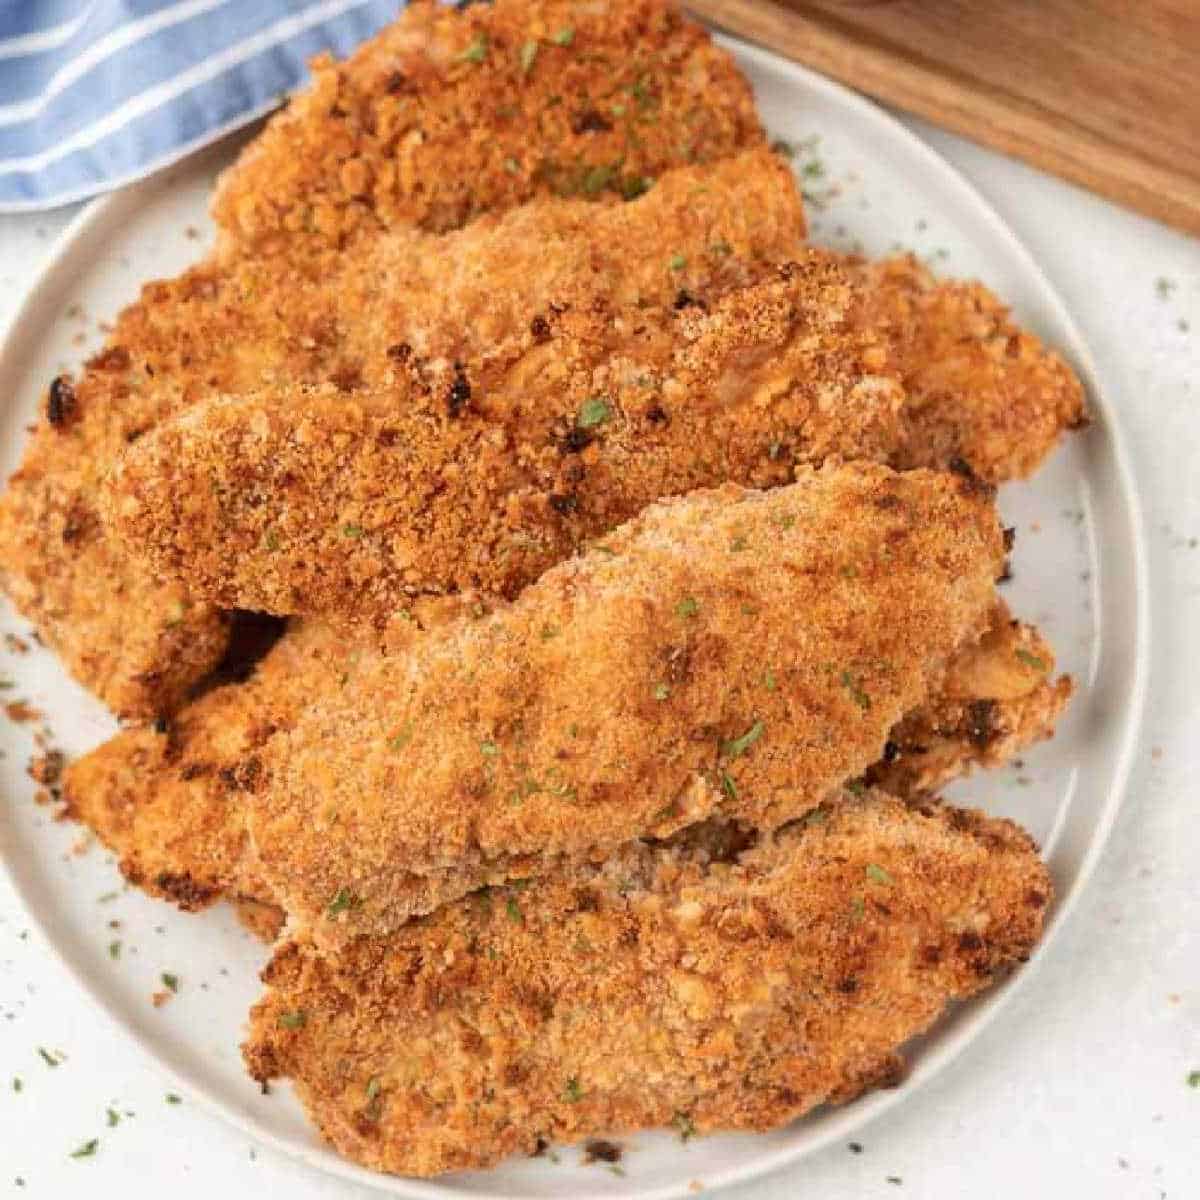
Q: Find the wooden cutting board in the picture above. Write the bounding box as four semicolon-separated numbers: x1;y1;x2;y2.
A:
687;0;1200;237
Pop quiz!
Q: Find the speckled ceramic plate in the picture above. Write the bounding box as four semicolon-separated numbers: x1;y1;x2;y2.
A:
0;37;1147;1200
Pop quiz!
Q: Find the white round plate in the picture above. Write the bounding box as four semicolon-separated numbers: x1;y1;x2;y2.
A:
0;36;1147;1200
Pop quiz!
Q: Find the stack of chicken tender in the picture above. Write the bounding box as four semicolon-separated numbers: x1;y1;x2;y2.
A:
0;0;1086;1178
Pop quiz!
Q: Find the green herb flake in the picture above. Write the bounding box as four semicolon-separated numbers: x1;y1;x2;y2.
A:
98;891;120;903
620;174;652;200
480;740;500;757
582;164;614;195
593;544;617;557
721;720;764;759
106;1108;120;1127
1015;649;1047;671
846;779;866;796
805;809;828;827
165;1093;182;1105
710;239;732;256
506;896;523;923
160;972;178;993
387;723;414;751
278;1011;307;1030
840;670;871;710
458;33;488;63
564;1077;584;1103
366;1076;382;1101
37;1047;62;1068
653;683;671;701
802;159;825;179
668;253;687;271
673;1112;697;1142
107;940;121;960
519;40;538;74
327;887;358;917
675;596;699;619
12;1077;22;1093
763;669;777;692
341;524;364;539
1187;1070;1200;1088
865;863;893;886
540;623;560;640
264;529;280;551
577;397;611;428
69;1139;99;1159
1156;276;1176;300
849;896;866;921
552;26;575;46
503;157;520;175
720;772;738;800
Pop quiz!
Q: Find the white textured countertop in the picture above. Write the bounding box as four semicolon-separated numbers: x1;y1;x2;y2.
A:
1;114;1197;1199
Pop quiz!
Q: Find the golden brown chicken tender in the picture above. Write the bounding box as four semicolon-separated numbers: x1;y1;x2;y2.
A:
243;790;1050;1177
236;464;1003;948
104;253;905;619
211;0;765;263
0;149;802;716
843;253;1086;482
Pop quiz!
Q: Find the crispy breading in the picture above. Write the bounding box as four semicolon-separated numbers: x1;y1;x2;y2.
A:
64;599;1070;934
0;149;802;716
103;253;907;618
842;253;1086;482
243;790;1050;1176
236;465;1003;947
870;603;1074;795
211;0;765;263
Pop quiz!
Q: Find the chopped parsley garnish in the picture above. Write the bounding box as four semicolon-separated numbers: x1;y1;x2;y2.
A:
675;596;699;619
503;157;520;175
106;1108;120;1127
165;1093;182;1105
805;809;828;826
387;723;414;751
506;897;523;923
841;670;871;710
673;1112;696;1141
327;887;358;917
458;33;488;63
278;1011;307;1030
69;1139;99;1159
763;669;777;692
593;544;617;557
552;27;575;46
519;40;538;74
540;623;560;640
865;863;893;886
583;164;615;195
37;1047;62;1068
849;896;866;921
654;683;671;701
480;740;500;757
12;1077;22;1093
668;253;686;270
341;524;364;539
721;720;764;759
107;940;121;960
577;397;611;428
563;1077;584;1102
160;972;178;993
720;772;737;800
1187;1070;1200;1088
620;174;652;200
846;779;866;796
264;530;280;551
1015;649;1046;670
366;1076;381;1101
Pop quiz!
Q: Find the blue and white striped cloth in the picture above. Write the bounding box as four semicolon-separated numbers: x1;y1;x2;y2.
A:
0;0;405;211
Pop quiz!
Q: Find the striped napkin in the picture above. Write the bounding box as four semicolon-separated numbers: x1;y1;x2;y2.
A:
0;0;404;212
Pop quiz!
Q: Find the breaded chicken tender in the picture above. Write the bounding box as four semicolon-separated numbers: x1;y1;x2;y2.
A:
63;599;1069;932
843;254;1086;482
211;0;765;263
243;790;1051;1176
236;465;1003;948
0;150;801;716
870;604;1074;795
104;253;906;619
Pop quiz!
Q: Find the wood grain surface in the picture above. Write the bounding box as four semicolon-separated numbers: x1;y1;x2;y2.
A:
688;0;1200;237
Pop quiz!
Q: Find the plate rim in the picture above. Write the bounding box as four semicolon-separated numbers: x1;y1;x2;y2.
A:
0;36;1149;1200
